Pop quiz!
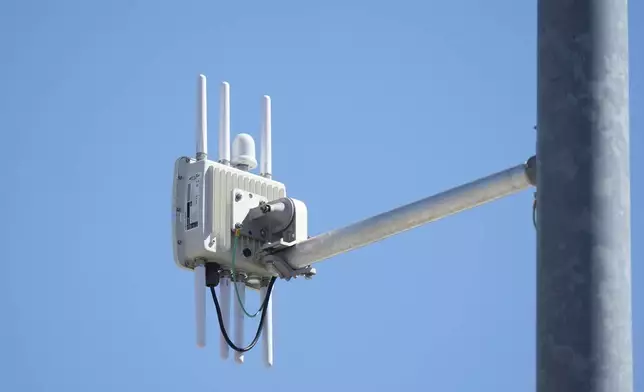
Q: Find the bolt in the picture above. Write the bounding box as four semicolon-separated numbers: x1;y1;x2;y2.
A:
304;267;316;280
249;194;253;199
176;207;181;212
177;240;182;245
185;158;190;163
235;193;242;202
178;176;183;180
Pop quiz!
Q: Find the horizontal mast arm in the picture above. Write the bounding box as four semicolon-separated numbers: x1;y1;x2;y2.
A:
280;156;536;269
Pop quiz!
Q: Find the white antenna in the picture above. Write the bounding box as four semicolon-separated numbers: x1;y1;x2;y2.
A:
260;95;273;366
194;74;208;348
219;273;232;359
219;82;231;164
196;75;208;161
260;279;274;367
194;264;206;348
260;95;272;178
174;76;305;366
234;277;246;364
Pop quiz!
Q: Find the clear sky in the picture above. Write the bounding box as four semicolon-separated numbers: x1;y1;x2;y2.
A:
1;1;642;391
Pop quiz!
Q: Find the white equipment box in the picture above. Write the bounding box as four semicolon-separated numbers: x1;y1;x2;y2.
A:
172;157;289;280
173;76;311;366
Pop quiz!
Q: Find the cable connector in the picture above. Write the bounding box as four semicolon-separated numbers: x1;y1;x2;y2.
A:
206;263;221;287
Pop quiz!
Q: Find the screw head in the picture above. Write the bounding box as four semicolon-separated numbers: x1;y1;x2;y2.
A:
185;158;190;163
235;193;242;202
176;207;181;212
178;176;183;180
177;240;182;245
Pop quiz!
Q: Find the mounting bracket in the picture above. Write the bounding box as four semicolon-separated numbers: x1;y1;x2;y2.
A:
261;253;316;281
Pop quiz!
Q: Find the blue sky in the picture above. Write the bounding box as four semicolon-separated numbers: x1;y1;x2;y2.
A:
1;1;642;391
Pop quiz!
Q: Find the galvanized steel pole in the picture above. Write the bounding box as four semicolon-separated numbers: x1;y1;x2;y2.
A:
537;0;633;391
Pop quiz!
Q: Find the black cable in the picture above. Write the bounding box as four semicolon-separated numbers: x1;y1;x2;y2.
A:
210;277;277;353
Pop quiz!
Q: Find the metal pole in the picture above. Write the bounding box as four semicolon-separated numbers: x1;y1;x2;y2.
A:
282;158;535;269
537;0;632;391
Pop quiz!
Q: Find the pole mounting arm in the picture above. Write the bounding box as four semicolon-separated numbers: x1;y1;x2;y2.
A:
270;156;536;271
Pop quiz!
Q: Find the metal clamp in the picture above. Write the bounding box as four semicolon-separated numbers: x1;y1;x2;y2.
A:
261;254;316;281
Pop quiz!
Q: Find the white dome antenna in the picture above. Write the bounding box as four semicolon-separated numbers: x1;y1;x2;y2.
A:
232;133;258;171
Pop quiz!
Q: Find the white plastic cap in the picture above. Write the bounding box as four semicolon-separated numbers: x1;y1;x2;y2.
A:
231;133;258;170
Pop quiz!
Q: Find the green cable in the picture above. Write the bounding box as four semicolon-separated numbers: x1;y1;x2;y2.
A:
231;232;263;318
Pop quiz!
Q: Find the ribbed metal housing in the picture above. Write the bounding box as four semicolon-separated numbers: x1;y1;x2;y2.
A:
209;164;286;252
172;157;286;278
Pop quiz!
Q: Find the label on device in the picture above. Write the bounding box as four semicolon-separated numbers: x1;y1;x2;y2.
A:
186;172;201;231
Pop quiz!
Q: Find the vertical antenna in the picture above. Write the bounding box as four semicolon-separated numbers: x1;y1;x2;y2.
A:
219;82;231;164
260;279;274;367
194;75;207;347
260;95;272;178
219;272;232;359
234;276;246;364
196;75;208;161
194;264;206;348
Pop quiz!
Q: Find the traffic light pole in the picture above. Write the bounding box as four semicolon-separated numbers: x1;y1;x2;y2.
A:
537;0;633;391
